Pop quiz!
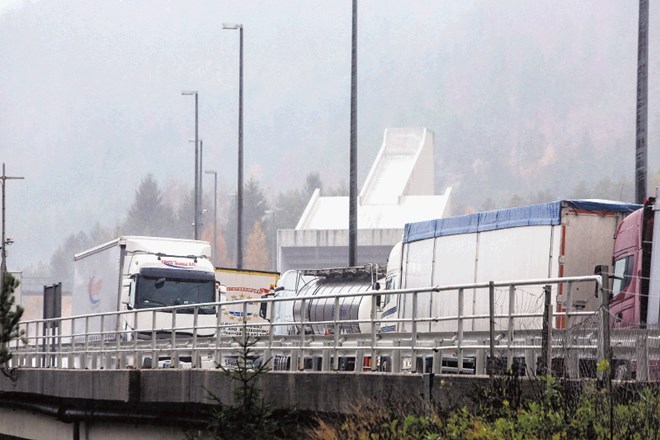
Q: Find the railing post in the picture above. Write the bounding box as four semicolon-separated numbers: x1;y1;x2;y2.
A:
171;309;178;368
333;296;340;371
99;314;105;370
488;281;495;377
525;336;536;378
298;298;306;371
266;296;275;370
596;266;611;384
540;284;552;376
241;300;248;349
370;290;378;372
475;340;485;375
322;342;331;372
216;301;223;368
83;316;89;369
507;284;515;372
147;310;155;369
412;290;418;372
432;339;443;374
636;333;649;382
133;310;138;368
114;316;121;369
565;281;578;378
192;306;199;368
458;288;464;374
356;340;365;372
392;339;401;373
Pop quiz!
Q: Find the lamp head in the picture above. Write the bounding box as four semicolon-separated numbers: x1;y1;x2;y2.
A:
222;23;242;30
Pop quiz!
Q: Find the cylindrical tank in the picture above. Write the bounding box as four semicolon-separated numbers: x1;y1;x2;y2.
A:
292;270;377;335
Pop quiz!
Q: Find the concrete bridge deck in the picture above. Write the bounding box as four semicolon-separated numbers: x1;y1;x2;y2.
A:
0;368;488;439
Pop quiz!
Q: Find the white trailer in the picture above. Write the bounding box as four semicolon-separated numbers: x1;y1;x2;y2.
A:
215;267;279;336
72;236;217;340
381;200;638;333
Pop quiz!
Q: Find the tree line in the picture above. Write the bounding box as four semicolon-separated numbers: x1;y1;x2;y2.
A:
37;172;342;291
30;168;657;292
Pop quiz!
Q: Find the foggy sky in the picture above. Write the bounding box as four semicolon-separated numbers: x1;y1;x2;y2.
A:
1;1;658;279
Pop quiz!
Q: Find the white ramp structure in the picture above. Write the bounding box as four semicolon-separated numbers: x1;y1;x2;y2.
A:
278;127;452;272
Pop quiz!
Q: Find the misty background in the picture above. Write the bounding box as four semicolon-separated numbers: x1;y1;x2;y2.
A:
1;1;660;292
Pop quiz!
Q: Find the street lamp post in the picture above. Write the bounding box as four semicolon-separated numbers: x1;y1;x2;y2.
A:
181;90;200;240
199;139;203;233
0;163;24;297
349;0;358;267
223;22;244;269
205;170;218;266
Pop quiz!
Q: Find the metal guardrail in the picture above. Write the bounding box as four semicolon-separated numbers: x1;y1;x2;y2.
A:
9;275;659;379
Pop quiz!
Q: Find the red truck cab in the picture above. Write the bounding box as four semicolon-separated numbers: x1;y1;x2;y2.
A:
610;199;654;327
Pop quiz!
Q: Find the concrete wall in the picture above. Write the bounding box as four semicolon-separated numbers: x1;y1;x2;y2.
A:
0;368;500;412
0;369;527;439
0;407;185;440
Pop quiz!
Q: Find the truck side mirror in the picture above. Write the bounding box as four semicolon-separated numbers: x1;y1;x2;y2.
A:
259;293;273;320
215;282;227;300
593;265;609;298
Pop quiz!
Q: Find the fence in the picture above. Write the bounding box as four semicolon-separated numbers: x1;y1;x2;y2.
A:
9;275;660;380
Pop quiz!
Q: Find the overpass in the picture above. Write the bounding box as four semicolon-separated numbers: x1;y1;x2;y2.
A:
0;368;491;439
2;275;658;438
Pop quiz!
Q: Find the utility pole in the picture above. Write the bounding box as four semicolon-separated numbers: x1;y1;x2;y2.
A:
349;0;358;266
181;90;200;239
0;163;24;295
635;0;649;205
199;139;203;234
222;23;244;269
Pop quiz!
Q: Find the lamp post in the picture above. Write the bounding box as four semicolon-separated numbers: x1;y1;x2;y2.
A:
348;0;358;266
199;139;204;232
0;163;24;296
223;22;244;269
205;170;218;266
181;90;200;240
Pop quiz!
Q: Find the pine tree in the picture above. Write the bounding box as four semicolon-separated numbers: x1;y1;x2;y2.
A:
174;190;196;239
122;174;177;237
0;272;24;378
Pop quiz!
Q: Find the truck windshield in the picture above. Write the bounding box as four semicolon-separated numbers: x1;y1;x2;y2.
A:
134;268;216;314
611;255;634;298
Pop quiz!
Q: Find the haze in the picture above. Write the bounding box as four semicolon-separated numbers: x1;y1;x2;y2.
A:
1;1;658;283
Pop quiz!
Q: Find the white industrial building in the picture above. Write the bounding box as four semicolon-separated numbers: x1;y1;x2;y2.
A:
276;127;452;272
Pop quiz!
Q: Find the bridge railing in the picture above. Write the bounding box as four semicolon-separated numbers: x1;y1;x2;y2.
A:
10;275;658;379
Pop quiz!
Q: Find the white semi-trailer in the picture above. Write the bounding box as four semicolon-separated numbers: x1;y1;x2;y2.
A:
72;236;218;340
381;200;639;333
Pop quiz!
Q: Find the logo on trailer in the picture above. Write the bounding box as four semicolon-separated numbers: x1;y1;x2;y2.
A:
161;259;196;268
88;276;103;308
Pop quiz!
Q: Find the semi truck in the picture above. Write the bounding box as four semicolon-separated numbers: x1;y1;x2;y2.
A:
259;265;384;370
380;199;640;334
611;188;660;328
72;236;218;340
215;267;279;336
